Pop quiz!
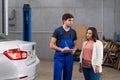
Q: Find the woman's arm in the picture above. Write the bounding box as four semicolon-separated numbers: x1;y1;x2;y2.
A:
95;40;103;73
96;41;103;66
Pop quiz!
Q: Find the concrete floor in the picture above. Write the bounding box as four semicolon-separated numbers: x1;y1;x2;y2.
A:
35;60;120;80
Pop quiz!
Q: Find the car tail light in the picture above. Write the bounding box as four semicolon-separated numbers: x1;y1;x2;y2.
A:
4;48;28;60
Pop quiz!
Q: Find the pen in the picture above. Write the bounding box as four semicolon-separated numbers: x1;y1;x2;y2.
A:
65;41;68;47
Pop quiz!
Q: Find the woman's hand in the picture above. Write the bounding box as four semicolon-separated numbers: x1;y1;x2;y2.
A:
95;66;100;74
79;63;82;73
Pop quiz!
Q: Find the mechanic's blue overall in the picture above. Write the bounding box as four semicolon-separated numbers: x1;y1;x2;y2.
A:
54;27;74;80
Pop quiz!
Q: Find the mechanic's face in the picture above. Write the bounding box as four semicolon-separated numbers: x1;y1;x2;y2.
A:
64;18;74;27
86;30;93;40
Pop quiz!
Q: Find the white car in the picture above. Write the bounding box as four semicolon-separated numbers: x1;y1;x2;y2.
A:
0;34;40;80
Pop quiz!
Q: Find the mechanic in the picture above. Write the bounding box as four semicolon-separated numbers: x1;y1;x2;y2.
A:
49;13;77;80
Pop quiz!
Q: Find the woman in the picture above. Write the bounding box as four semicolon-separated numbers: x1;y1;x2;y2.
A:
79;27;103;80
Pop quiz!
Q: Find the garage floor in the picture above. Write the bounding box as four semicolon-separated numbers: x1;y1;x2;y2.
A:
35;60;120;80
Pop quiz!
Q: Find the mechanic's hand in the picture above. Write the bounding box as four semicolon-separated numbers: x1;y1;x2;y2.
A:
61;47;70;52
71;49;76;55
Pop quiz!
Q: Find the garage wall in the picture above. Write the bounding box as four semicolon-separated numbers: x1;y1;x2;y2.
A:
115;0;120;39
7;0;120;60
103;0;115;39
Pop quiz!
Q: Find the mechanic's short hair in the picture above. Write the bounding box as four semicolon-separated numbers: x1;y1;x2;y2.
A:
62;13;74;21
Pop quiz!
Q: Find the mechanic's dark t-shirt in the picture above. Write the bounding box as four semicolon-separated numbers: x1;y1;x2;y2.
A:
52;26;77;46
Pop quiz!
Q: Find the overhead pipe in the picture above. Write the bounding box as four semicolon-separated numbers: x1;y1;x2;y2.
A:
5;0;8;35
2;0;8;35
2;0;4;33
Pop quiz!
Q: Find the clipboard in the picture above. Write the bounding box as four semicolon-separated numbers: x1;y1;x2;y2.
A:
62;49;75;53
